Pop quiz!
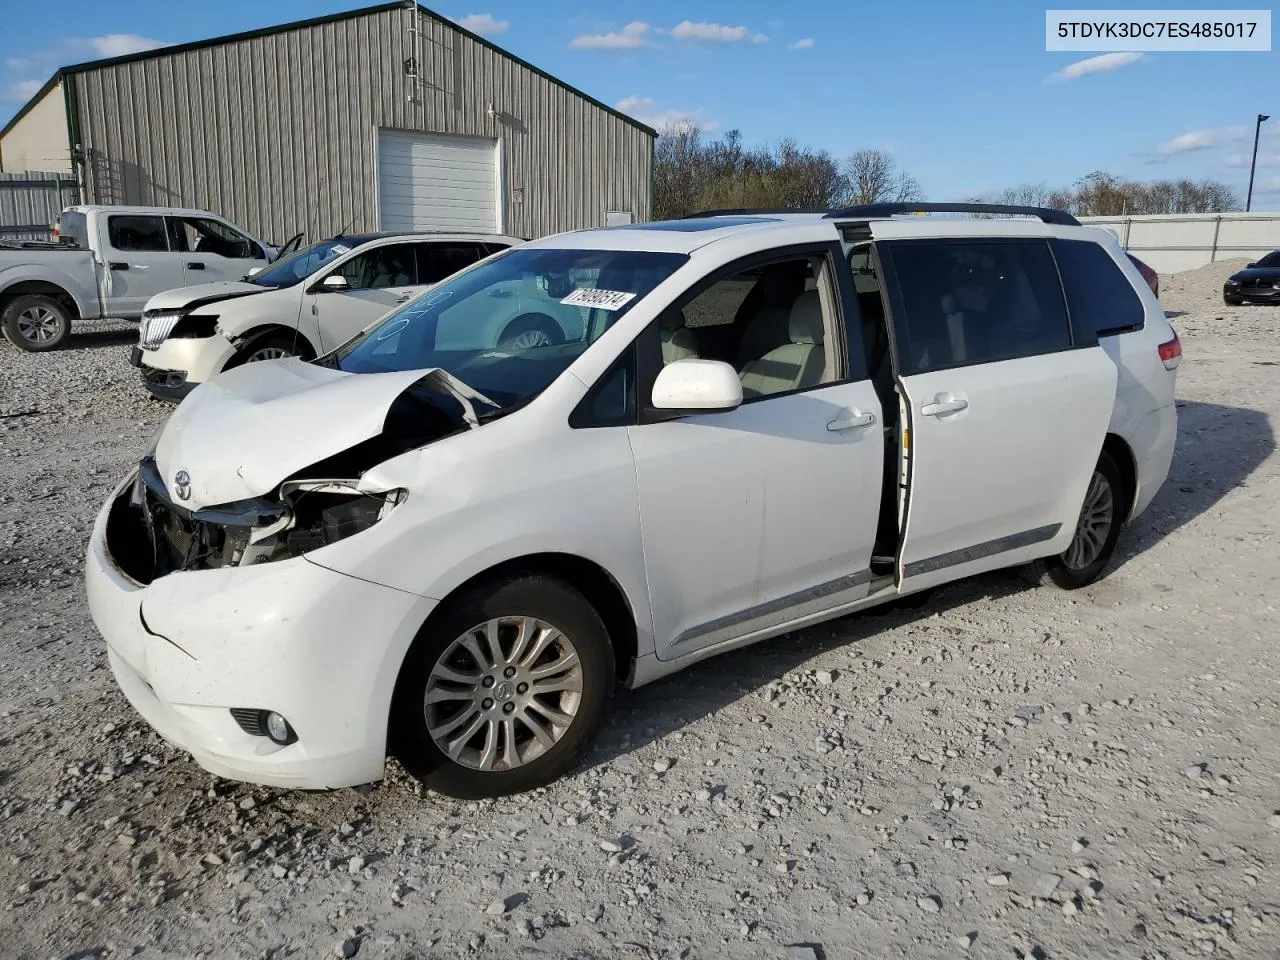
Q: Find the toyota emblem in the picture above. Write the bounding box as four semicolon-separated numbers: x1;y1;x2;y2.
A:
173;470;192;501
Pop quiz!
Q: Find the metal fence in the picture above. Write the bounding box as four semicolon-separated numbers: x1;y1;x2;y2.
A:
0;171;80;241
1081;212;1280;273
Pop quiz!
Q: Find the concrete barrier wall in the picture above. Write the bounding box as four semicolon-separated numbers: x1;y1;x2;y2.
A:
1081;212;1280;273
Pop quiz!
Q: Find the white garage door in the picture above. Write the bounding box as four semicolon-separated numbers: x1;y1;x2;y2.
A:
377;130;499;233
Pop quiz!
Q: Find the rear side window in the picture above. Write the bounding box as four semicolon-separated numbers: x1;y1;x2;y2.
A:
334;243;416;289
416;242;489;284
1051;239;1145;338
885;240;1072;375
108;215;168;252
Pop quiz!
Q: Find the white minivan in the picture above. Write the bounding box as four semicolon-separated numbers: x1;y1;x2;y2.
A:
132;232;521;400
86;204;1180;799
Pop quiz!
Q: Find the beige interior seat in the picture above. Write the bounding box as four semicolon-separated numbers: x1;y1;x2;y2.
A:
739;290;825;399
660;310;699;363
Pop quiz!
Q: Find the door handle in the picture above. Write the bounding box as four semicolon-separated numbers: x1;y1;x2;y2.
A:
921;396;968;417
188;262;205;270
132;264;150;270
109;262;129;271
827;409;876;431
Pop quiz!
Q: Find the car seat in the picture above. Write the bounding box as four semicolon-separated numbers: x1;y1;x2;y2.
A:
738;290;825;398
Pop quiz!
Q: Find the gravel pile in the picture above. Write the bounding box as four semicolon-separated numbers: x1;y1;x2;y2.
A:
1;281;1278;959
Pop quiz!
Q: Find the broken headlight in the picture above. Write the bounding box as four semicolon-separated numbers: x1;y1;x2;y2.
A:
237;481;406;565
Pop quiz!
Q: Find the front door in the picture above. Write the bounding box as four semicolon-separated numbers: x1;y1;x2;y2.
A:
167;215;268;286
626;245;885;660
100;213;185;317
878;237;1118;592
306;242;422;352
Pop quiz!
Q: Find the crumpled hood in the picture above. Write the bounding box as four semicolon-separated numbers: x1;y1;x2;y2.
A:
153;359;474;509
145;280;266;312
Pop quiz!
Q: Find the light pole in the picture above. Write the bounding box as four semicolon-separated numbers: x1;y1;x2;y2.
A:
1246;113;1270;212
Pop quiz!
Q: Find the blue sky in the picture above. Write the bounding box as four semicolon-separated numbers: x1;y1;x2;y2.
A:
3;1;1278;203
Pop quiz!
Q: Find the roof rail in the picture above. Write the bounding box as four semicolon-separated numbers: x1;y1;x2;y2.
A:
823;202;1080;226
681;208;827;218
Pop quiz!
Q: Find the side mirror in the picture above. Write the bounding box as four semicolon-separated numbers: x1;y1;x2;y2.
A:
321;274;350;292
651;359;743;413
1247;262;1258;268
246;265;264;279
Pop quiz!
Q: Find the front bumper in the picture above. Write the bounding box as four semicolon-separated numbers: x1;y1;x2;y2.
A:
135;335;237;402
1224;284;1280;302
86;474;437;789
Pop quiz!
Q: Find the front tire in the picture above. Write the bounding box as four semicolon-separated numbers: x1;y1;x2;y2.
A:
225;332;308;370
497;313;564;350
1024;451;1125;589
1224;295;1244;306
2;294;72;352
390;575;614;799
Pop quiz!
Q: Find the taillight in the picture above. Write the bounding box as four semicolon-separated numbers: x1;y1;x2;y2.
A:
1158;331;1181;370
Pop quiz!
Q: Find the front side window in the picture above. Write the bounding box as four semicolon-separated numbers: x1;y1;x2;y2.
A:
1051;239;1143;338
333;243;416;290
249;239;357;288
170;217;258;259
108;215;168;252
332;248;686;410
655;254;842;400
886;240;1071;374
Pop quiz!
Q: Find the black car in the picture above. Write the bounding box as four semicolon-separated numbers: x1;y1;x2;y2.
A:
1224;250;1280;305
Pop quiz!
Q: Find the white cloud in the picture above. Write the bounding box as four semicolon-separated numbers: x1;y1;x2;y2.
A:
1157;130;1217;155
614;95;715;132
453;13;509;36
1254;176;1280;195
615;95;655;114
1226;150;1280;169
88;34;167;58
3;79;45;104
1047;51;1144;82
670;21;768;44
788;38;814;50
569;21;651;49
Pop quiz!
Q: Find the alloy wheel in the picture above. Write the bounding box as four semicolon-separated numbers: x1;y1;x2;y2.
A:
424;616;583;771
16;305;62;345
1064;470;1114;570
247;346;293;362
506;329;553;350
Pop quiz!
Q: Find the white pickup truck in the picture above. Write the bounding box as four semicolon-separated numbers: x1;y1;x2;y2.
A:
0;205;284;352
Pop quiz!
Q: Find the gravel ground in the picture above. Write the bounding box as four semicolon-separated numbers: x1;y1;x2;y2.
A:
1;264;1278;960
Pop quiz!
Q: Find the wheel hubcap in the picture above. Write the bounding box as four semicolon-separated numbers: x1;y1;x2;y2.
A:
424;616;583;772
247;346;292;362
16;306;62;344
1064;470;1114;570
507;329;552;349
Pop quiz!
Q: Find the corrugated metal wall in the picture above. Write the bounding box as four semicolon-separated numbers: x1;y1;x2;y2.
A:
0;171;80;239
70;5;651;243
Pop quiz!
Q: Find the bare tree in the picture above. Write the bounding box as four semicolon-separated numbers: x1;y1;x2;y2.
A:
990;171;1238;217
842;149;923;205
996;182;1053;208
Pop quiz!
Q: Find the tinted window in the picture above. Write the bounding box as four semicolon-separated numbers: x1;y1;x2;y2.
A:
1256;250;1280;268
334;244;416;290
887;240;1071;374
416;242;489;284
108;215;168;252
1051;239;1145;338
170;217;258;259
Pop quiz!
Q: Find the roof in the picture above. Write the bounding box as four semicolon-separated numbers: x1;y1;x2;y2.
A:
528;211;1103;255
1;2;657;140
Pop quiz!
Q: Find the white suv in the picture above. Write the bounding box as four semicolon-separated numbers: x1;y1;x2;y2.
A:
131;232;521;400
86;204;1180;799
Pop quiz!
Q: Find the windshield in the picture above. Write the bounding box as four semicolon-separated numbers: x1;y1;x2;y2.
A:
250;238;359;288
1256;250;1280;268
332;247;687;408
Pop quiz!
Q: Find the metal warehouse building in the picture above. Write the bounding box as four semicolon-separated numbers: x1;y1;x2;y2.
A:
0;1;655;243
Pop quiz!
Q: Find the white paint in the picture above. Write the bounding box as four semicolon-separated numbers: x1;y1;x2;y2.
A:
376;129;500;233
86;210;1181;792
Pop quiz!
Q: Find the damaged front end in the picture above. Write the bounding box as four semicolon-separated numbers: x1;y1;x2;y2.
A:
105;366;496;585
106;457;406;584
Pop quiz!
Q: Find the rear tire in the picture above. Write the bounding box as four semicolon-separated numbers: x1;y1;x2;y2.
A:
2;294;72;352
390;574;614;799
1023;451;1125;589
